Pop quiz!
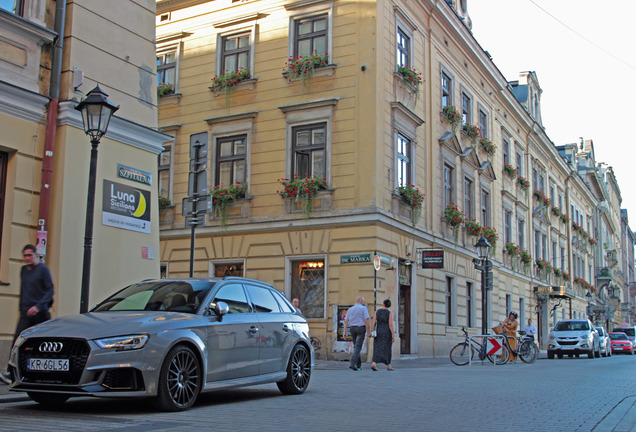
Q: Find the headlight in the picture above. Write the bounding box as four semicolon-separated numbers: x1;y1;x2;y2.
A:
14;335;26;349
95;335;148;351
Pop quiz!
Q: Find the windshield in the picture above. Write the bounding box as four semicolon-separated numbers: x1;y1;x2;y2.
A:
610;333;628;340
92;281;215;314
554;321;589;331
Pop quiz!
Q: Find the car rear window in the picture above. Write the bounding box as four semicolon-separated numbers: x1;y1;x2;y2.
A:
610;333;628;340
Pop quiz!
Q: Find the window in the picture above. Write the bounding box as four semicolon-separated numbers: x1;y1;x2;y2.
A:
550;185;555;204
558;194;563;211
215;135;246;186
213;284;251;314
446;276;454;326
515;152;523;176
517;219;525;249
158;145;171;200
519;298;525;327
506;294;512;316
504;210;512;243
221;32;250;72
441;71;452;108
502;135;510;165
532;167;538;190
213;263;243;277
443;164;454;208
560;246;565;270
534;230;540;259
466;282;474;328
157;50;177;87
481;189;490;226
397;134;411;187
542;235;547;259
539;172;545;192
552;241;558;267
478;109;488;138
396;27;410;67
292;123;326;179
245;285;282;313
294;14;327;57
290;259;324;318
461;92;471;125
464;177;473;219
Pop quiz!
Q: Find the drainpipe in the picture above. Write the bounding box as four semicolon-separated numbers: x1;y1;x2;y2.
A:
38;0;67;261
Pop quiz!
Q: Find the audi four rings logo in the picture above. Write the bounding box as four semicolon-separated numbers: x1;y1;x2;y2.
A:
39;342;63;353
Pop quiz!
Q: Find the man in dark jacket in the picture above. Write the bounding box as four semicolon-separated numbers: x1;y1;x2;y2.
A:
0;244;54;384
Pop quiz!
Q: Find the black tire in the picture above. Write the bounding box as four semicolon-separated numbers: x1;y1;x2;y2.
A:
154;345;201;411
488;344;510;365
557;353;564;359
277;344;311;394
27;392;70;408
450;342;473;366
518;341;538;364
587;350;594;359
595;347;601;358
547;351;555;359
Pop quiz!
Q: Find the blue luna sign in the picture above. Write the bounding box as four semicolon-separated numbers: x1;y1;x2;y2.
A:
117;163;152;185
102;179;151;233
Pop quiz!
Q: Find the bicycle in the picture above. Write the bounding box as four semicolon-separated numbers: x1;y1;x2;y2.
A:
498;330;539;364
450;327;510;366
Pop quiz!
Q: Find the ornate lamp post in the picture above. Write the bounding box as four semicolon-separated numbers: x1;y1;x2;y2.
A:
75;86;118;313
474;236;492;335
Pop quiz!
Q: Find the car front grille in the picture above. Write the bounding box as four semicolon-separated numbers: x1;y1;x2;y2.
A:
557;340;579;346
18;337;90;385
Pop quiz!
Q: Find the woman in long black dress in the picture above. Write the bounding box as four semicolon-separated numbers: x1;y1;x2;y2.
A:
370;299;396;371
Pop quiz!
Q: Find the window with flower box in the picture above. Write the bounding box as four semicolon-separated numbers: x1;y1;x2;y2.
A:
517;218;525;249
534;230;540;259
464;177;473;219
215;135;246;186
292;123;326;179
396;27;410;68
461;91;472;125
478;108;488;138
219;31;251;73
481;189;490;226
397;134;411;187
294;14;328;58
157;49;177;89
443;164;454;209
441;69;453;108
504;209;512;244
515;151;523;176
502;134;510;165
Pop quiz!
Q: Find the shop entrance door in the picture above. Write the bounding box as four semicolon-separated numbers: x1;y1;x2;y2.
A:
399;285;411;354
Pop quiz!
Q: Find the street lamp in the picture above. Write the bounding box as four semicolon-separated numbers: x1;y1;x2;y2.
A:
474;236;492;335
75;86;118;313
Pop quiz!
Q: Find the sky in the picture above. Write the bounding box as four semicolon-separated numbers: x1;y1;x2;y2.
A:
469;0;636;221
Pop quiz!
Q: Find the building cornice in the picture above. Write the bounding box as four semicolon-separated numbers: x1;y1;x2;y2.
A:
0;80;48;123
0;9;56;45
205;111;258;125
57;101;172;154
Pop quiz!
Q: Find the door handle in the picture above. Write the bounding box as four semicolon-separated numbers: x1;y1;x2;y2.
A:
282;324;291;332
249;326;258;334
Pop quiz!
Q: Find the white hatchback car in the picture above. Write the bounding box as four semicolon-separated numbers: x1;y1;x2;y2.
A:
548;319;600;359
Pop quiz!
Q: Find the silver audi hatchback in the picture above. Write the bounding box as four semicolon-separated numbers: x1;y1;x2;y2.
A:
7;277;313;411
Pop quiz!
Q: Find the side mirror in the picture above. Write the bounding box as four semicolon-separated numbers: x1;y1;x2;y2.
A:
211;301;229;320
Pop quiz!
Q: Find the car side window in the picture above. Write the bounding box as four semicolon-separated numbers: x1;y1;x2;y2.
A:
212;283;251;314
246;285;282;313
270;289;296;314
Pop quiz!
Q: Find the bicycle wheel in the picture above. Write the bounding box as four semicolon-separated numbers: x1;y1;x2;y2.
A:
450;342;474;366
518;340;538;364
488;344;510;365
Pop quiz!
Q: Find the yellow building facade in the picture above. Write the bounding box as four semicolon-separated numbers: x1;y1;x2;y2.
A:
156;0;622;359
0;0;168;364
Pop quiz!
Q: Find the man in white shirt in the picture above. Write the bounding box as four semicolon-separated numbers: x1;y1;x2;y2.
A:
524;319;537;340
343;296;371;371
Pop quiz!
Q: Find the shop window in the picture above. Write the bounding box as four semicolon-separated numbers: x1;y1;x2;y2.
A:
214;263;244;277
290;259;324;318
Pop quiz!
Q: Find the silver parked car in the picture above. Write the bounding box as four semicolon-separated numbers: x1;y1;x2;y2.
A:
594;326;612;357
7;277;313;411
547;319;600;359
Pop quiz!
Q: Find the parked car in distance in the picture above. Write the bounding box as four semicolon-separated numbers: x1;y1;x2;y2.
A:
612;325;636;348
609;332;634;355
547;319;600;359
594;327;612;357
6;277;313;411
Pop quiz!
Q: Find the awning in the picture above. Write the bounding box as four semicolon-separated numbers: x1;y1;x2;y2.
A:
533;285;575;299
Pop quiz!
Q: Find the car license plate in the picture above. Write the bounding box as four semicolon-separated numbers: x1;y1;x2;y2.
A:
27;358;69;372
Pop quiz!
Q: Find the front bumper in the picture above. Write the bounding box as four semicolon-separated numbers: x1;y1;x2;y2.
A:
8;336;161;398
548;338;594;354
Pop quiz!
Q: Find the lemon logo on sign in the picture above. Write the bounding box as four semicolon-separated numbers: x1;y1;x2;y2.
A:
132;191;146;217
